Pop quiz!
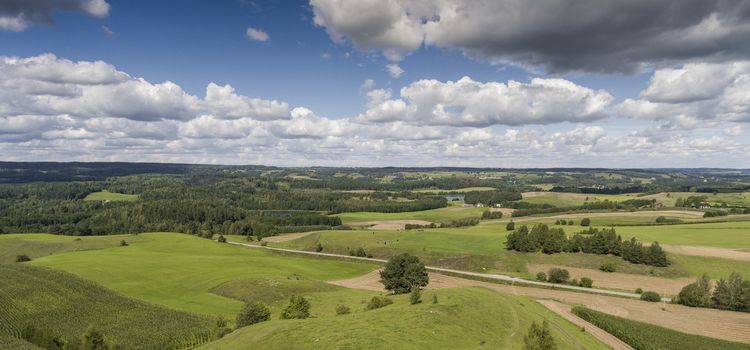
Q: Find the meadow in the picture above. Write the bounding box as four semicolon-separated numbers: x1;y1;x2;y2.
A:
335;201;487;223
83;190;139;201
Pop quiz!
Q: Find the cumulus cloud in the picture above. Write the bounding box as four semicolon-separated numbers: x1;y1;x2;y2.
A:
617;61;750;126
246;27;270;42
0;54;747;167
0;0;109;31
310;0;750;73
359;76;613;126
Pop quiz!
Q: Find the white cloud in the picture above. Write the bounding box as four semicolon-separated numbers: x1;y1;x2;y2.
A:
0;0;110;32
360;76;613;126
386;63;404;78
246;27;270;42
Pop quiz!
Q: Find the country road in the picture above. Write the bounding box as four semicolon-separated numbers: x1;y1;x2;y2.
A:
225;240;666;301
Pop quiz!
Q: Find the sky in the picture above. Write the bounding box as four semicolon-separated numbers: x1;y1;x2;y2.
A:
1;0;749;168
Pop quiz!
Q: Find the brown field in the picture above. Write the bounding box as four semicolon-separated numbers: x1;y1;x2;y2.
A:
347;220;433;230
331;270;750;343
661;244;750;262
262;231;317;243
527;264;694;295
537;300;634;350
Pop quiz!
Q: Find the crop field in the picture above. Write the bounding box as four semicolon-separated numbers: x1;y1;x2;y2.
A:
199;287;609;350
26;233;375;318
0;264;214;349
83;190;139;201
516;191;750;208
334;201;486;223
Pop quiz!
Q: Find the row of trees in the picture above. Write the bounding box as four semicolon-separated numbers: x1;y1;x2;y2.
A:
463;190;522;206
506;225;669;267
677;273;750;312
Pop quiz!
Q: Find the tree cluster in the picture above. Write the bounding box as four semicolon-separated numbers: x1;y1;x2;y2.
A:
678;273;750;312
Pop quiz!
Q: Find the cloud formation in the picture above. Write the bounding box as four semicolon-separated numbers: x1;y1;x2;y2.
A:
0;0;109;31
0;54;747;167
310;0;750;73
246;27;270;42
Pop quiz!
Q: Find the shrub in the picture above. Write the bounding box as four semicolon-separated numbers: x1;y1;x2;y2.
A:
536;272;547;281
366;296;393;310
481;210;503;220
410;288;422;305
635;288;643;294
260;241;268;246
579;277;593;288
599;262;616;272
80;326;109;350
523;320;557;350
236;301;271;327
315;243;323;252
640;291;661;302
432;293;438;304
15;254;31;263
379;253;428;294
567;220;574;225
547;268;570;284
677;274;711;307
281;295;311;319
580;218;591;226
120;240;129;246
655;216;667;223
506;221;515;231
335;304;351;315
350;247;367;257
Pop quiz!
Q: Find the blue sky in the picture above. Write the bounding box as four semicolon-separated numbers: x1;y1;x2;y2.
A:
0;0;748;167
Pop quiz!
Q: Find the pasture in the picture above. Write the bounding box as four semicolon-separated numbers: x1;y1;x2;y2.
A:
335;201;486;224
83;190;139;201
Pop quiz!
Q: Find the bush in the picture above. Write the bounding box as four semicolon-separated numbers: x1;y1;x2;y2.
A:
80;326;109;350
481;210;503;220
579;277;593;288
15;254;31;263
236;301;271;327
677;274;711;307
366;296;393;310
506;221;515;231
523;320;557;350
119;239;129;246
567;220;574;225
216;235;226;243
281;295;311;319
379;253;428;294
640;291;661;302
350;247;367;257
580;218;591;226
599;262;616;272
335;304;351;315
260;241;268;246
547;268;570;284
536;272;547;281
315;243;323;252
410;288;422;305
635;288;643;294
432;293;438;304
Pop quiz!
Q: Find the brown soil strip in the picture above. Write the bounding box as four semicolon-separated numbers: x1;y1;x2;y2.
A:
330;270;750;343
537;300;635;350
661;244;750;262
262;231;318;243
527;264;694;295
346;220;433;230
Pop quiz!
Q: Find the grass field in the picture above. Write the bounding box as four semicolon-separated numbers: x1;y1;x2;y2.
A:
25;233;375;318
83;190;139;201
199;287;609;350
0;233;153;263
335;201;486;223
413;187;496;193
0;264;214;349
517;191;750;208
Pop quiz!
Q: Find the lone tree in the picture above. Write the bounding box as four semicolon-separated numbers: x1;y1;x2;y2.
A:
15;254;31;262
523;320;557;350
580;218;591;227
506;221;515;231
380;253;428;294
236;301;271;327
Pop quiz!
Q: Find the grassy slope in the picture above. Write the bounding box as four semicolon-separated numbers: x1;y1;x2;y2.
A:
200;288;609;350
0;264;214;350
83;190;139;201
28;233;375;318
0;233;152;263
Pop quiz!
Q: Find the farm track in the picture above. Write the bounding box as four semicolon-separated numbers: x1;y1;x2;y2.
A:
227;240;750;344
536;300;635;350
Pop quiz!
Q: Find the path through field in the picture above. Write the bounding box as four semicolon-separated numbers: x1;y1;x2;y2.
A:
227;240;750;343
262;231;317;243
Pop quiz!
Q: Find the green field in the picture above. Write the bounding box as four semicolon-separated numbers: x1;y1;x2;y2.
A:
200;287;608;350
335;201;486;223
83;190;139;201
25;233;374;318
0;264;214;349
0;233;153;264
413;187;496;193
